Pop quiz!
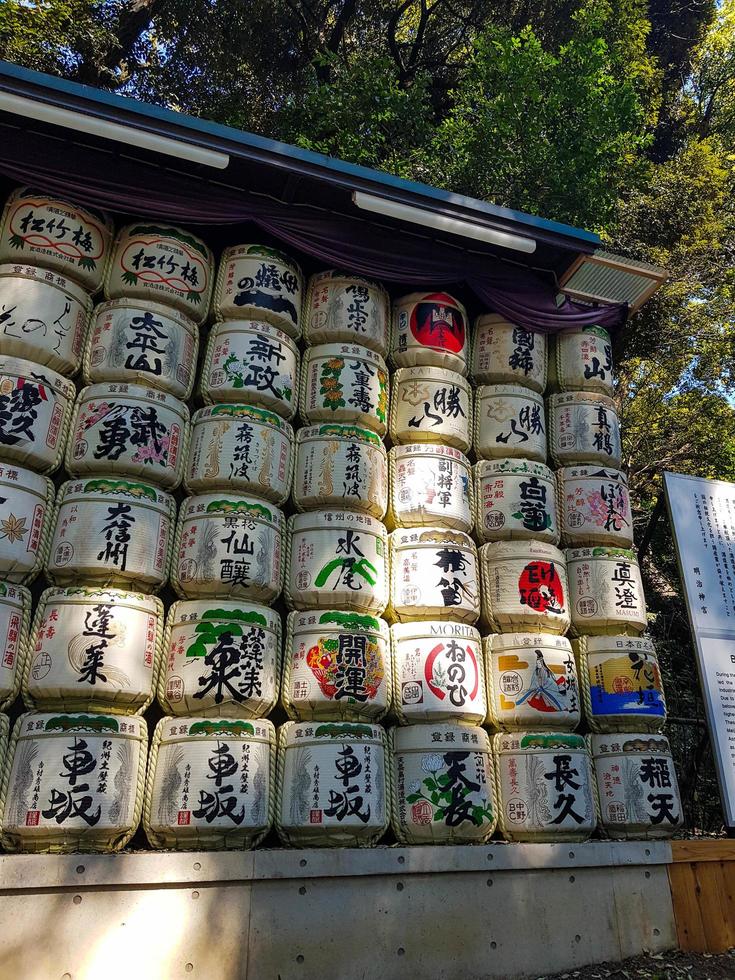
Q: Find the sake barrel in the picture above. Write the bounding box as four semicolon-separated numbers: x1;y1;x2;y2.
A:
106;223;214;324
390;723;496;844
0;187;114;291
84;299;198;400
293;424;387;519
300;343;389;436
549;325;614;397
144;716;276;850
0;263;91;374
66;383;189;490
548;392;622;468
172;493;284;604
390;291;468;374
471;314;547;393
473;458;559;544
285;510;387;614
390;366;472;453
479;540;570;635
185;404;294;505
388;444;473;533
200;319;299;419
576;634;666;733
0;462;54;584
558;466;633;548
25;587;163;715
590;733;682;839
212;244;303;338
0;583;31;711
388;528;480;625
567;547;647;636
474;384;547;463
276;720;388;847
484;632;580;731
0;711;147;853
160;600;281;718
391;622;485;724
47;479;175;593
283;610;390;721
0;355;75;474
304;270;390;355
493;731;596;842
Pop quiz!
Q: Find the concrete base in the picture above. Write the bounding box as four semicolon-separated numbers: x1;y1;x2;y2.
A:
0;842;676;979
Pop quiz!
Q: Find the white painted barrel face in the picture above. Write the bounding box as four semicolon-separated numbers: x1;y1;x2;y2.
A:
200;319;299;419
550;325;614;397
300;343;389;437
484;633;580;731
1;712;147;853
106;223;214;324
474;385;547;463
548;392;622;468
284;610;390;722
173;494;284;604
389;444;473;533
276;721;388;847
293;424;387;519
85;299;198;400
185;405;293;505
67;383;190;490
390;291;469;374
576;635;666;733
558;466;633;548
471;314;547;393
285;510;387;615
26;588;163;714
0;187;114;291
161;600;281;719
479;540;570;635
0;264;91;374
0;583;31;710
305;270;389;355
213;245;303;339
493;731;596;842
0;355;76;474
47;479;175;593
391;621;485;725
389;527;480;625
0;462;53;585
390;367;472;452
145;716;275;850
590;733;682;839
567;547;647;636
474;458;558;544
390;723;496;844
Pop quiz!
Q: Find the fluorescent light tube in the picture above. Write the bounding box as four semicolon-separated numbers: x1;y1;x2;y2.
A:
352;190;536;254
0;92;230;170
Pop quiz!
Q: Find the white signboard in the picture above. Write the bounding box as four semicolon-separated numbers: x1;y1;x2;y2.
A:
664;471;735;825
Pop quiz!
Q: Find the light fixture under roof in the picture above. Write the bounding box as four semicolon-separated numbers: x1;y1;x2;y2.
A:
559;250;668;315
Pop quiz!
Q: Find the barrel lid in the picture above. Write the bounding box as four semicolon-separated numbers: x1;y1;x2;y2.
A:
309;269;387;294
221;243;302;275
289;509;384;534
392;722;490;753
391;527;475;550
17;711;146;739
181;493;284;529
0;354;76;401
168;598;281;634
487;632;572;653
589;733;672;757
60;478;173;508
547;391;617;410
193;403;292;435
393;291;466;311
40;586;162;614
158;715;275;744
296;423;384;448
289;609;388;637
582;634;656;656
78;382;190;422
305;342;386;368
6;185;113;228
480;539;565;562
282;720;385;747
391;621;480;643
208;317;299;350
391;443;470;464
558;324;612;341
557;465;628;485
0;582;30;609
393;364;470;389
476;383;544;403
93;297;197;333
0;263;92;308
474;458;554;480
474;313;521;329
0;461;51;497
565;546;637;562
495;731;587;753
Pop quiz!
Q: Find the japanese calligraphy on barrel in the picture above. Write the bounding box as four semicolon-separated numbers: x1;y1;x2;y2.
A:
390;292;468;374
25;588;163;715
390;366;472;452
389;723;496;844
283;610;390;722
548;392;622;468
474;384;547;463
0;711;147;853
212;244;303;339
85;299;198;400
484;632;580;731
566;547;647;636
470;314;547;393
0;264;92;375
479;540;570;634
493;731;596;842
304;270;389;355
300;343;389;436
160;600;281;718
549;325;614;397
0;462;54;585
473;458;558;544
185;404;293;505
276;720;388;847
389;528;480;625
558;466;633;548
0;583;30;710
388;444;473;533
144;716;276;850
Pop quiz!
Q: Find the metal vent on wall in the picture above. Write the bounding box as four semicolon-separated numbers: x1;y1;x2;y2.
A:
559;250;667;315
